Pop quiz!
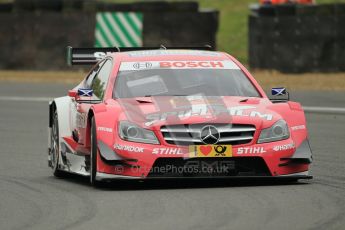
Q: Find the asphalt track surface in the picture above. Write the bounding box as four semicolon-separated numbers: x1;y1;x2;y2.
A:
0;82;344;230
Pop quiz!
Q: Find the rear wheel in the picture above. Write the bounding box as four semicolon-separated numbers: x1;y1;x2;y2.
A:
50;110;64;177
90;117;101;187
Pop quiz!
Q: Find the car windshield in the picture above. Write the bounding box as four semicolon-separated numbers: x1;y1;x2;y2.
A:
114;62;260;98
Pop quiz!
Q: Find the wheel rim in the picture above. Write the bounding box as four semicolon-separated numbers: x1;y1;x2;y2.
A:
50;115;59;171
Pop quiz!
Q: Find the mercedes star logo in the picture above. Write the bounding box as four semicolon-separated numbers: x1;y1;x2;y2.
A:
200;125;220;145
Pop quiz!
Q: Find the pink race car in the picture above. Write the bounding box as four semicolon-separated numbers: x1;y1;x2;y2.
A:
48;46;312;186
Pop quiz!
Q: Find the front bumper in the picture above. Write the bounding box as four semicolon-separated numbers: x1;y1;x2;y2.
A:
96;138;313;180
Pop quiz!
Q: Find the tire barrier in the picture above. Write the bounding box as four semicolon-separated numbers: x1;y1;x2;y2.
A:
0;3;12;12
249;4;345;72
12;0;199;13
14;0;63;12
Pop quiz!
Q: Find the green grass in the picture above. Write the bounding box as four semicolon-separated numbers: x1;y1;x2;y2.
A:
197;0;254;63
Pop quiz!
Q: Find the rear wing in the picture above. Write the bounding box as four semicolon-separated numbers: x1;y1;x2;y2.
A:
66;45;212;66
66;46;119;66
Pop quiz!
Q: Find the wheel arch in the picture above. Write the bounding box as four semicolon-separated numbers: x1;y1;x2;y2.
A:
88;109;95;125
52;96;73;139
49;101;56;128
85;109;95;148
48;96;72;174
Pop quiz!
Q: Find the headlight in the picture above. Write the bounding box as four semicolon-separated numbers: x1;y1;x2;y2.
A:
257;119;290;143
118;121;159;144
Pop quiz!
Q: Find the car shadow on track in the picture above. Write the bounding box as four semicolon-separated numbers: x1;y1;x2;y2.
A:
54;173;312;191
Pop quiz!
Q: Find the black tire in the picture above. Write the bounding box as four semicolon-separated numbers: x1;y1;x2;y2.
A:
90;117;101;187
51;110;65;177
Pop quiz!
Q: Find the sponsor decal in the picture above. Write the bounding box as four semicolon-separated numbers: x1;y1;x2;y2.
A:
133;62;153;70
97;127;113;133
273;143;295;151
237;147;266;155
291;125;306;131
170;96;223;108
145;105;273;126
76;113;86;128
114;166;124;174
152;148;184;155
114;144;144;153
119;61;240;71
159;61;225;68
189;145;233;158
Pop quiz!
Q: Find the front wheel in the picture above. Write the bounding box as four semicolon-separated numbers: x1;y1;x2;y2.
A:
50;110;64;177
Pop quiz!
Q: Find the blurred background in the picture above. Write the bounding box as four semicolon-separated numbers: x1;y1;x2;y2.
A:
0;0;345;91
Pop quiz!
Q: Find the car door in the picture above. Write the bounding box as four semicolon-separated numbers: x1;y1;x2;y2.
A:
75;58;113;146
69;62;101;146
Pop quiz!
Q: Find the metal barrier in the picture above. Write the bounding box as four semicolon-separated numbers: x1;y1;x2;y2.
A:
249;4;345;73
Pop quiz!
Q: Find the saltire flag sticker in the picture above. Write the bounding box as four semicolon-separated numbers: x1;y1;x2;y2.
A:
271;87;287;96
78;89;93;97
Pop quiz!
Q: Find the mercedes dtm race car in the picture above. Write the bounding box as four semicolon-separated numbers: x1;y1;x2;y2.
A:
48;46;312;186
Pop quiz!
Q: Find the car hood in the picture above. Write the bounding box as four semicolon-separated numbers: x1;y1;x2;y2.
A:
112;96;282;129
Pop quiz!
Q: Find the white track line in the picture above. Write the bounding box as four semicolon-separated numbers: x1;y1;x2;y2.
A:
303;106;345;114
0;96;52;102
0;96;344;114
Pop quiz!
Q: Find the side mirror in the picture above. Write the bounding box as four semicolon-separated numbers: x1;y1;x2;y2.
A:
270;87;289;103
70;88;100;104
68;90;77;98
